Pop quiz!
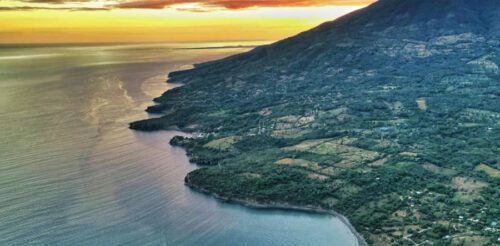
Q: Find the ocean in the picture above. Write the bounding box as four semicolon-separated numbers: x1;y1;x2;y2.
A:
0;43;357;246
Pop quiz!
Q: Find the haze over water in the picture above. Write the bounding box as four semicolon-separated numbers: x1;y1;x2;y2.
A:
0;43;357;246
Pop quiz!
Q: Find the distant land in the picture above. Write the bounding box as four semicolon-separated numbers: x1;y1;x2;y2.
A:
0;43;262;50
131;0;500;245
175;45;261;50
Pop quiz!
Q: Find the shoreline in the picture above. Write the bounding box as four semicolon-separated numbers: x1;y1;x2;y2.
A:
144;71;367;245
140;78;369;245
185;178;368;246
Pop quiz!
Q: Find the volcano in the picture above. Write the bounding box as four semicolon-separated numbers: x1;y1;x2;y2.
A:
132;1;500;245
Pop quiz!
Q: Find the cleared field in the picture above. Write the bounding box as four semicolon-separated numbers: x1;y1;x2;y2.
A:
276;115;315;124
283;138;380;166
416;98;428;110
203;136;241;150
275;158;321;171
474;163;500;178
317;107;348;119
307;173;329;181
399;152;418;157
451;236;490;246
240;172;262;179
207;109;231;117
452;177;488;202
422;163;457;176
271;128;311;138
369;157;388;167
319;167;340;176
282;138;334;151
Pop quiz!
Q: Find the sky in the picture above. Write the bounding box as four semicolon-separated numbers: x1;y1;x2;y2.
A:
0;0;374;44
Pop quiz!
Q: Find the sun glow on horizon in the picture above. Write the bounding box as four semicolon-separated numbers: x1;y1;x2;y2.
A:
0;2;370;44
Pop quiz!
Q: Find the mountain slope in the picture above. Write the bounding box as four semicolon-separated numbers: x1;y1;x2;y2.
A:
131;0;500;245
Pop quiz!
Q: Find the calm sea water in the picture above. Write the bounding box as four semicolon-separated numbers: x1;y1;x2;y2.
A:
0;43;357;246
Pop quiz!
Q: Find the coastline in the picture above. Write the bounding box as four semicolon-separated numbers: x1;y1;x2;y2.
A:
185;176;368;246
139;79;369;245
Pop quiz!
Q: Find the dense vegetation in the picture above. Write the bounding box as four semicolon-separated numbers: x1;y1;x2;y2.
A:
132;0;500;245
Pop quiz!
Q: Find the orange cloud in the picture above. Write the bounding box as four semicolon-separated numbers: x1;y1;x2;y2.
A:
1;0;374;11
116;0;375;9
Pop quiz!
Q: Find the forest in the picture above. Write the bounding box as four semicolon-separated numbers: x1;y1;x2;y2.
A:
131;1;500;244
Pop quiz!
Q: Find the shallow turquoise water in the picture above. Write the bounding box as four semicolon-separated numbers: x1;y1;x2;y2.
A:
0;43;357;246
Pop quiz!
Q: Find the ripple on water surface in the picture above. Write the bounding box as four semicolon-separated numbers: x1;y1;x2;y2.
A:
0;44;358;246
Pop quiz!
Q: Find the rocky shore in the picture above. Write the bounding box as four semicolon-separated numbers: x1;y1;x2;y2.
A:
185;177;367;246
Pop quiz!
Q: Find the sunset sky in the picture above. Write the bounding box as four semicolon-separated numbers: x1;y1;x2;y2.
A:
0;0;374;44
